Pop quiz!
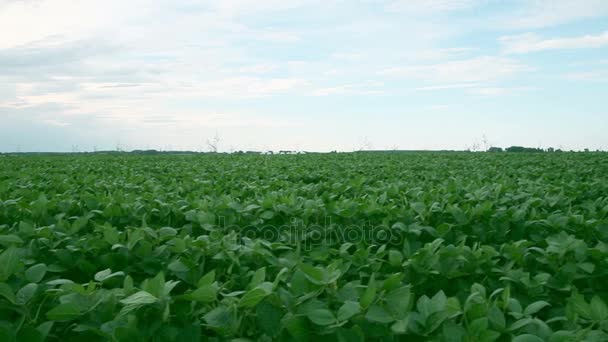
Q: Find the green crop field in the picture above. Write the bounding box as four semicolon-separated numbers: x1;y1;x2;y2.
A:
1;152;607;341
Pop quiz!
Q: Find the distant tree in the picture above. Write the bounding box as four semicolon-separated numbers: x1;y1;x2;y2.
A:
584;148;590;152
206;132;221;153
505;146;544;153
547;147;555;152
487;147;503;152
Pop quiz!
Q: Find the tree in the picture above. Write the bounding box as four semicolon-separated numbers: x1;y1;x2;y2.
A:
206;132;221;153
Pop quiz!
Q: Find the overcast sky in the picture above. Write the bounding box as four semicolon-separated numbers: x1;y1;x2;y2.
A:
1;0;607;152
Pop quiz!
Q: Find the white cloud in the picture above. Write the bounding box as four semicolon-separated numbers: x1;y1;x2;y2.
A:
501;31;608;54
564;70;608;81
416;83;481;91
312;82;384;96
380;56;530;83
466;86;537;96
386;0;479;13
502;0;608;29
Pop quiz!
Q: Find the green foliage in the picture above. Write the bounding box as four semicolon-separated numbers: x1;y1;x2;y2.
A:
0;152;607;340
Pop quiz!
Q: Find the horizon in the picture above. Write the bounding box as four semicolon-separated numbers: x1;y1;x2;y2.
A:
1;0;608;152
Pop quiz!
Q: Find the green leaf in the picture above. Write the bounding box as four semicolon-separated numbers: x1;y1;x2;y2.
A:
523;301;550;316
366;305;394;323
36;322;53;340
16;326;43;342
46;302;82;321
203;306;235;329
590;296;608;321
360;274;376;309
249;267;266;288
16;283;38;305
142;272;165;298
239;282;272;308
94;268;124;282
512;334;544;342
46;279;74;286
0;235;23;245
25;264;47;283
120;291;158;305
411;202;426;216
19;221;34;235
189;285;217;303
299;263;326;285
168;259;190;273
0;283;15;304
385;286;412;320
307;309;336;326
338;301;361;322
0;246;20;281
388;250;403;267
488;305;506;330
256;300;283;337
391;317;410;334
197;270;215;287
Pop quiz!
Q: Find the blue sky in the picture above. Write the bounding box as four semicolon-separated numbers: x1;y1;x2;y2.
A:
1;0;607;152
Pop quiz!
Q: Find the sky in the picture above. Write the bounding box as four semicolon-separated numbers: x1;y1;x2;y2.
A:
1;0;607;152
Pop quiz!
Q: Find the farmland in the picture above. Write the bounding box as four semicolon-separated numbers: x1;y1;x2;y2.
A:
0;152;607;341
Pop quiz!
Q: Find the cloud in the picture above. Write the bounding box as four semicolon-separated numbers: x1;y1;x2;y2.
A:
564;70;608;81
386;0;479;13
311;81;385;96
380;56;530;83
466;86;538;96
501;0;608;29
501;31;608;54
416;83;481;91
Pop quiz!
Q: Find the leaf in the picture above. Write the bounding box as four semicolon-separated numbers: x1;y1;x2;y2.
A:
16;326;43;342
411;202;427;216
168;259;190;273
46;279;74;286
299;263;326;285
0;246;20;281
158;227;178;238
338;301;361;321
509;318;534;331
46;302;82;321
512;334;544;342
197;270;215;287
19;221;35;235
388;250;403;267
16;283;38;305
391;317;410;334
488;305;506;330
0;235;23;245
590;296;608;321
307;309;336;326
524;301;550;316
189;285;217;303
256;300;283;337
366;305;394;323
385;286;412;320
25;264;47;283
94;268;124;282
203;306;235;329
360;274;376;309
142;272;165;298
0;283;15;304
120;291;158;305
249;267;266;288
239;282;272;308
36;322;53;340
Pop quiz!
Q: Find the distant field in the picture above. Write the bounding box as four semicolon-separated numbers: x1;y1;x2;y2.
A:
1;152;607;341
